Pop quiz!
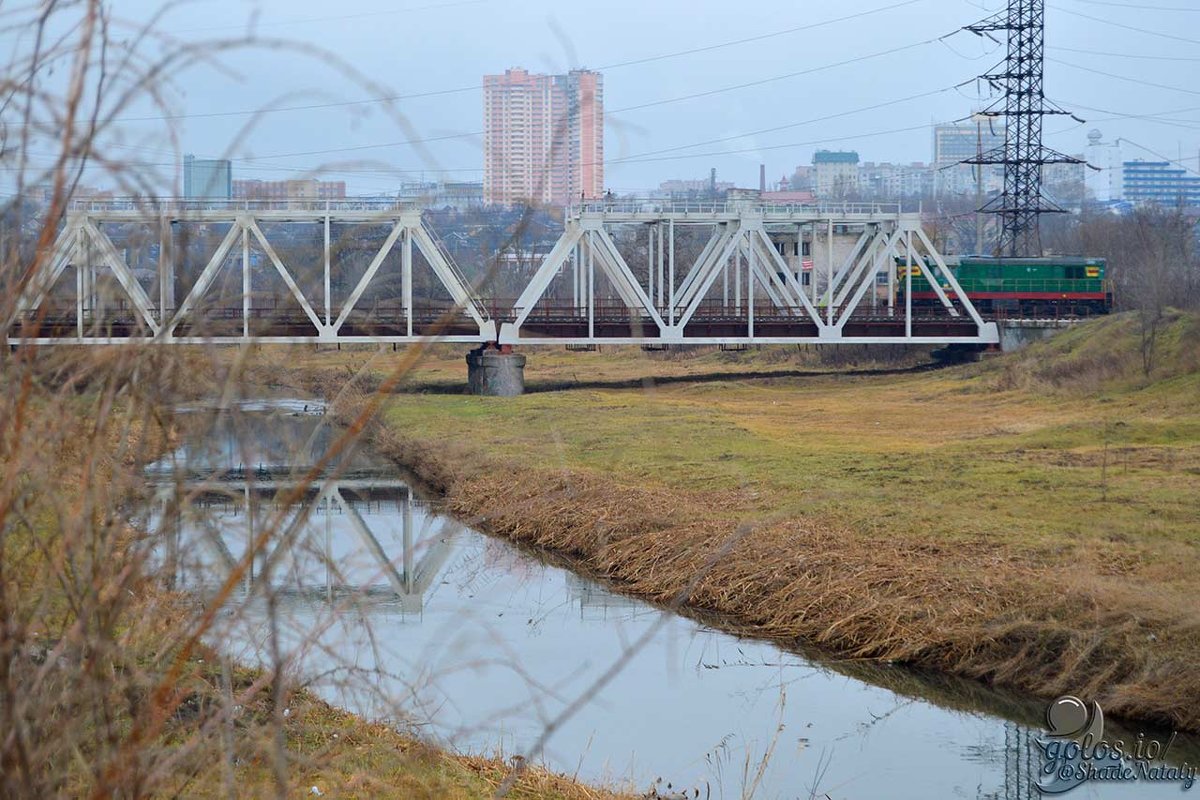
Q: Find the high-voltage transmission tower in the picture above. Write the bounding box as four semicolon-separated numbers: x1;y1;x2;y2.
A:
966;0;1085;257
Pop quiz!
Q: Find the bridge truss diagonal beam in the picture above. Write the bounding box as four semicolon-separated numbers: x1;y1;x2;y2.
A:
408;222;488;330
510;222;585;331
11;223;77;324
830;229;883;310
245;218;326;335
592;225;667;332
81;220;162;335
674;224;749;330
166;223;243;338
824;227;873;310
913;225;987;330
834;230;902;335
675;224;741;314
741;238;789;312
749;228;822;323
332;220;404;334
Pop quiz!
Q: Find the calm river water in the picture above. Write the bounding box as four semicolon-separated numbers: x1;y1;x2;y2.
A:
147;401;1195;799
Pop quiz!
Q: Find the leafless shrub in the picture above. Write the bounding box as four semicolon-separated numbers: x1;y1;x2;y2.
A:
0;3;638;799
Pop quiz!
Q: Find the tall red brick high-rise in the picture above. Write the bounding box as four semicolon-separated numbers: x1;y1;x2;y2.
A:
483;68;604;207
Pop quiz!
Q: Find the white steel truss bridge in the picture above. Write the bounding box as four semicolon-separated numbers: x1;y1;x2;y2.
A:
7;199;999;347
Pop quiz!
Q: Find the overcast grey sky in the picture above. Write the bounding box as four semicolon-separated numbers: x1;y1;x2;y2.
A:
31;0;1200;193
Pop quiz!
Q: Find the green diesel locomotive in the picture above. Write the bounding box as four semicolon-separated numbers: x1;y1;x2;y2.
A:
900;256;1112;317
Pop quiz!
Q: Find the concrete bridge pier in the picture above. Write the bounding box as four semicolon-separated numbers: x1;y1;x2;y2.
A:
466;345;526;396
997;319;1080;352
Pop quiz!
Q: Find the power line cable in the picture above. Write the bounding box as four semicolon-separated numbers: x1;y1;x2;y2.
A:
1051;45;1200;61
608;119;968;167
13;114;975;180
609;83;979;161
596;0;928;70
1058;0;1200;11
1050;5;1200;45
606;38;951;116
20;84;973;180
169;0;497;35
1111;137;1200;176
1048;57;1200;97
1061;98;1200;122
108;0;932;124
74;29;978;167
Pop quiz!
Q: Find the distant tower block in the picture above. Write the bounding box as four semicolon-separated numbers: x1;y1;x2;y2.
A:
1085;129;1121;203
482;68;604;207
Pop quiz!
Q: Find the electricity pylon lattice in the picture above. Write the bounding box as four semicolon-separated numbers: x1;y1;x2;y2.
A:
966;0;1085;258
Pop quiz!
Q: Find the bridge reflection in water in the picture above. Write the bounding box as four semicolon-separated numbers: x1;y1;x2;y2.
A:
146;400;465;614
157;479;459;614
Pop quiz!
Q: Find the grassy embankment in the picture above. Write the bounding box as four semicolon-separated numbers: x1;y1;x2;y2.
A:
275;311;1200;733
0;349;627;800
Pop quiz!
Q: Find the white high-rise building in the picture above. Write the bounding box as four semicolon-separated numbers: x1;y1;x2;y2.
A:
1085;129;1123;203
483;68;604;207
932;120;1005;197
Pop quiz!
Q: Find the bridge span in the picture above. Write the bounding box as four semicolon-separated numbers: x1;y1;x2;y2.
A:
8;199;998;348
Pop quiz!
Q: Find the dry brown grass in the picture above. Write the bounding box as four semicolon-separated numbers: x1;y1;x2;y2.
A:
151;653;630;800
378;436;1200;733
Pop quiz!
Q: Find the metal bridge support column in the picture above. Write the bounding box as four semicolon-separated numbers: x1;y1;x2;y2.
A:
323;210;331;328
576;244;585;311
729;247;739;311
810;222;819;306
887;241;896;318
667;218;675;327
656;221;665;309
241;224;250;339
159;215;175;326
647;224;654;308
466;346;526;397
826;218;834;326
74;227;85;338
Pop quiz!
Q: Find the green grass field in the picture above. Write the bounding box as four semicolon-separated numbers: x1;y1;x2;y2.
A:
377;314;1199;567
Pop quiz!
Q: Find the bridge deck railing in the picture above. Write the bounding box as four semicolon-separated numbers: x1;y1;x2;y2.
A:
66;198;419;214
569;199;903;217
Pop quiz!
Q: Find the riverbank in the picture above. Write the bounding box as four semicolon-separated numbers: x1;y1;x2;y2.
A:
0;348;630;799
281;311;1200;733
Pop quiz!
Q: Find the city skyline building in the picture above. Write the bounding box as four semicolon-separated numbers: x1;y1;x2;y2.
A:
1122;159;1200;207
182;154;232;200
397;180;484;210
655;176;735;199
483;67;604;207
233;178;346;203
858;161;934;198
812;150;859;199
1085;130;1123;203
932;121;1005;197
